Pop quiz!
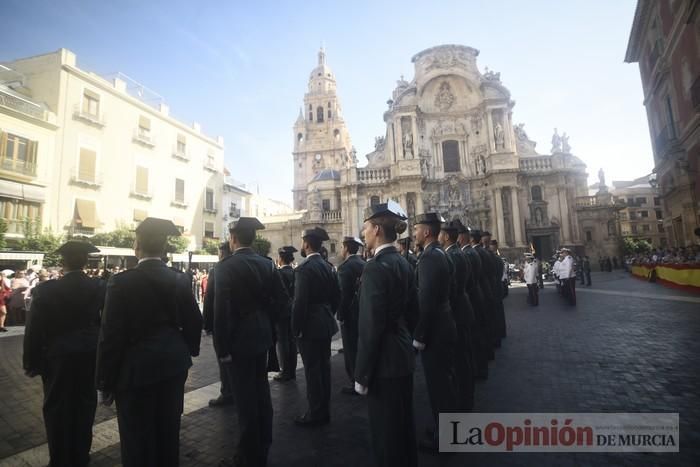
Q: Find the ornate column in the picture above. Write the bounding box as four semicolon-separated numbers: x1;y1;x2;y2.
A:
494;188;505;242
486;110;495;153
558;186;571;243
510;186;523;246
416;191;424;215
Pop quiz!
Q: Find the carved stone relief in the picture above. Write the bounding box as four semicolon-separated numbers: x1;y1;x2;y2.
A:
434;81;455;111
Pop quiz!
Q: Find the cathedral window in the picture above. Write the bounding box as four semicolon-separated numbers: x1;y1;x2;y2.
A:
442;140;460;173
297;133;304;142
322;199;330;211
531;185;543;201
328;109;332;119
317;106;324;123
309;112;313;122
370;196;380;206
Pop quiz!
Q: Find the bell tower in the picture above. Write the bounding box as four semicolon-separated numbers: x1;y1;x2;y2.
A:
292;48;353;211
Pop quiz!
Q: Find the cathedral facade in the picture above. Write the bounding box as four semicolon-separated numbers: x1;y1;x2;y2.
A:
264;45;620;262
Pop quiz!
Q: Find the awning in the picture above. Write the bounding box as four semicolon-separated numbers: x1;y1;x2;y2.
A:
170;253;218;264
0;252;44;261
0;179;46;202
74;199;98;228
90;246;135;257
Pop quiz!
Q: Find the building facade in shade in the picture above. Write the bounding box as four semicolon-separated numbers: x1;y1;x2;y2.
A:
625;0;699;247
0;64;58;240
2;49;226;249
611;174;667;248
263;45;613;262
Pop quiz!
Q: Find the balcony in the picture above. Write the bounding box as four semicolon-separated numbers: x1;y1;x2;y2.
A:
129;185;153;200
229;207;241;219
321;209;342;222
72;105;105;127
519;157;552;172
357;167;391;184
203;205;217;215
172;145;190;162
575;196;599;208
69;168;103;188
132;129;155;148
171;198;188;208
203;159;218;172
0;87;47;120
1;157;37;177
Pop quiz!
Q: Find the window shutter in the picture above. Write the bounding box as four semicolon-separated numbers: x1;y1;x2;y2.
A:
139;116;151;130
177;133;186;144
175;178;185;202
79;148;97;182
133;209;147;221
0;131;7;159
135;166;149;194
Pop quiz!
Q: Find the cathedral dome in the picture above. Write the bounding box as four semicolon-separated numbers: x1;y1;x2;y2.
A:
309;48;335;81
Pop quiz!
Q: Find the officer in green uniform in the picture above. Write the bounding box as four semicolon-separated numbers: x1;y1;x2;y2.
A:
292;227;340;426
215;217;289;467
95;218;203;467
274;246;298;382
336;236;365;394
355;201;418;467
413;212;457;452
24;241;105;467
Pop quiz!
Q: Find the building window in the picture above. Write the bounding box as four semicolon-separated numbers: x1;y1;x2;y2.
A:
653;197;660;206
134;166;149;195
309;112;313;122
657;223;664;233
330;243;336;254
635;197;647;205
627;197;634;205
655;210;663;220
316;106;324;123
631;224;638;234
204;222;215;238
176;134;186;154
531;185;543;201
607;220;616;236
370;196;380;206
82;90;100;117
442;140;460;173
297;133;303;142
138;116;151;139
0;197;41;234
322;199;330;211
585;230;592;242
73;199;98;234
133;209;147;222
77;148;97;183
640;210;649;218
1;132;37;176
642;224;650;232
665;95;676;138
175;178;185;203
205;188;215;211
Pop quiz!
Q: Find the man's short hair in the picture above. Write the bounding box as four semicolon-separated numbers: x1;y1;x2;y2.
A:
234;229;255;246
305;236;322;252
137;233;167;257
62;253;88;271
345;242;360;255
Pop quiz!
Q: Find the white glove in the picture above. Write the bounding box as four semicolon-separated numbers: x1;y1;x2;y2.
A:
412;339;426;351
354;382;368;396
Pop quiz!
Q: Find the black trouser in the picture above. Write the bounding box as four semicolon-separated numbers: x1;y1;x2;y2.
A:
453;326;475;411
298;338;332;419
584;271;591;286
563;278;576;306
229;352;273;467
42;351;97;467
421;339;457;434
527;284;539;306
340;318;358;384
218;359;234;399
115;371;188;467
368;375;418;467
275;317;297;378
467;288;489;379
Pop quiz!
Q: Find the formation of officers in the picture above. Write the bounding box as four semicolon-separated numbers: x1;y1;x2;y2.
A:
21;203;509;467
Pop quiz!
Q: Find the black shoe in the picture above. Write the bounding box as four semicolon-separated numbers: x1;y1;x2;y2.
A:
340;385;357;395
0;327;7;332
337;348;344;354
273;373;295;382
294;413;330;427
208;395;235;407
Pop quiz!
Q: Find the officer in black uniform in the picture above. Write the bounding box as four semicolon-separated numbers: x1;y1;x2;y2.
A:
336;236;365;395
214;217;288;467
470;229;496;361
23;241;105;467
355;201;419;467
95;218;202;467
203;241;236;407
292;226;340;426
274;246;298;382
397;236;418;269
488;238;507;342
439;220;476;411
413;212;458;452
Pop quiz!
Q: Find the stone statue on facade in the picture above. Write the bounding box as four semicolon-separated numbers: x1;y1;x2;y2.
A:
551;128;562;153
598;168;606;188
374;136;385;151
561;132;571;153
494;122;505;150
483;67;501;82
403;131;414;159
435;81;455;111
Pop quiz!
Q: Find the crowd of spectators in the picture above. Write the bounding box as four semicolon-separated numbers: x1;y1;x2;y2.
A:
626;245;700;266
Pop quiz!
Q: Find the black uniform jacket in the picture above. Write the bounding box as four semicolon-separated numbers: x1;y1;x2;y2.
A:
292;254;340;340
414;242;457;345
95;260;202;392
278;265;295;319
213;248;288;358
445;244;475;327
354;245;418;386
336;254;365;323
23;271;105;374
203;267;216;333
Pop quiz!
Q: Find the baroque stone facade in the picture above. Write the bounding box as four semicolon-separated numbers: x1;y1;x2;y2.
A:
265;45;610;262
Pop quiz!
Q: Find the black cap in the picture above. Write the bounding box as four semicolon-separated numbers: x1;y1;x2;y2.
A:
229;217;265;233
415;212;444;225
469;228;482;240
440;220;460;232
452;219;468;234
55;241;100;256
278;246;298;254
342;236;364;247
135;217;181;236
364;200;407;221
302;227;329;241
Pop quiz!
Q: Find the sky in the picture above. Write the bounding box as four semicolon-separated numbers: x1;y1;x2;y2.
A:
2;0;652;204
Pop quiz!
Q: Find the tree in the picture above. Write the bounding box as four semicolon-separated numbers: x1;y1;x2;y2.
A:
622;237;652;255
202;238;220;255
252;235;271;257
18;219;63;267
88;223;135;248
167;236;190;254
0;218;7;249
